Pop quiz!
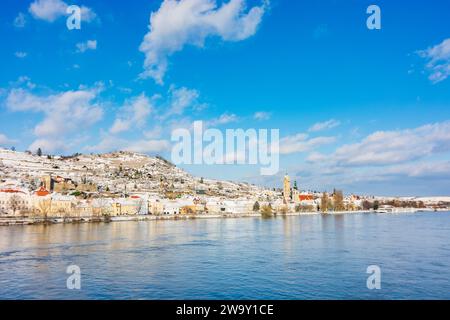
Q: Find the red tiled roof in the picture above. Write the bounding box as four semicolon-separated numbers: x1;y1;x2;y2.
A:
35;186;50;196
0;189;24;194
298;195;314;201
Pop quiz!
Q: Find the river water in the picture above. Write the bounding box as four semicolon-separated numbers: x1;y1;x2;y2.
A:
1;212;450;299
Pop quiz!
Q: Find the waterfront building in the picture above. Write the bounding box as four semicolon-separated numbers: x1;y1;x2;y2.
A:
0;188;32;215
148;198;164;215
111;198;142;216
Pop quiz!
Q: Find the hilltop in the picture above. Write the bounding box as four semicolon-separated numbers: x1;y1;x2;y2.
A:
0;148;264;199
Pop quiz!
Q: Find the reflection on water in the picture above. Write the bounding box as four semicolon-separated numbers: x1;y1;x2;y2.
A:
1;212;450;299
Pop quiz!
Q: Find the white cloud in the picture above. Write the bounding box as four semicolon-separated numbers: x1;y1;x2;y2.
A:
29;0;66;22
76;40;97;53
309;121;450;167
139;0;268;84
259;122;450;194
86;136;170;154
0;134;16;146
280;133;336;155
79;6;97;22
384;161;450;179
159;86;206;119
15;52;27;58
110;94;153;134
10;76;36;89
13;13;27;28
144;126;163;139
6;86;103;153
305;151;328;163
207;113;239;126
126;139;171;153
417;38;450;84
29;0;96;23
167;86;200;115
253;111;271;120
308;119;340;132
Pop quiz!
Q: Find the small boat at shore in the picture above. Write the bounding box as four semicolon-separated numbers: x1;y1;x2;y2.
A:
375;205;418;213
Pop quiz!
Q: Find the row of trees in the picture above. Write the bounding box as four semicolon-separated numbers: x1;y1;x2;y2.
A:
361;199;427;210
2;195;51;219
320;190;345;212
253;201;274;218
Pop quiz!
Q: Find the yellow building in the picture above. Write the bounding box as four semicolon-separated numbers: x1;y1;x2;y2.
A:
180;205;196;214
42;175;52;191
148;199;164;215
50;199;75;216
112;201;139;216
283;174;291;203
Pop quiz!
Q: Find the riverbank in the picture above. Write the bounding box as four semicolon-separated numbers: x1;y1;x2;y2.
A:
2;209;441;226
0;211;316;226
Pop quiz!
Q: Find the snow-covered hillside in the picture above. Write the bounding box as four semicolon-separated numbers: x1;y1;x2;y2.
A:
0;148;263;198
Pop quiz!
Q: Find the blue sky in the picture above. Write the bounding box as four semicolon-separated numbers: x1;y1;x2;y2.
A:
1;0;450;196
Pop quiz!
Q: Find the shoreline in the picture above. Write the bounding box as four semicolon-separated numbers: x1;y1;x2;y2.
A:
1;209;444;226
0;211;318;226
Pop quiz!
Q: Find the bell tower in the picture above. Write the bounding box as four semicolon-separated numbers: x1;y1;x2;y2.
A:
283;174;291;203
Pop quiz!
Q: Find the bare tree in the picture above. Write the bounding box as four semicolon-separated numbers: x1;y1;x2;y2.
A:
362;200;373;210
321;192;329;213
8;195;22;216
260;204;273;218
95;198;113;218
37;199;52;220
334;190;345;211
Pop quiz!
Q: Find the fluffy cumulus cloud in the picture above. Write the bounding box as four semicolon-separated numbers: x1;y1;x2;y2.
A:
309;122;450;167
5;86;103;153
29;0;96;23
139;0;268;84
383;161;450;179
76;40;97;53
264;121;450;194
88;86;207;154
110;94;154;134
280;133;336;155
308;119;340;132
417;38;450;84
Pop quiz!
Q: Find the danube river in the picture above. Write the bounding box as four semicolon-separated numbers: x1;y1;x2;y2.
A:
1;212;450;299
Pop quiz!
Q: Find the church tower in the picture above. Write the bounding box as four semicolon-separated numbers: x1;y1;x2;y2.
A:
292;180;300;203
41;175;52;191
283;174;291;202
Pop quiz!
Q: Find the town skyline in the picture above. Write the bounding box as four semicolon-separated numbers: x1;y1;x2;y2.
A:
2;147;448;226
1;0;450;196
